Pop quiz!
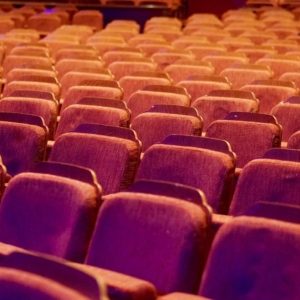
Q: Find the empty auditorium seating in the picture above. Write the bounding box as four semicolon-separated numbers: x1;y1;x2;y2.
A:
60;80;124;112
55;97;130;139
131;105;203;152
49;124;141;195
119;71;172;102
241;79;299;114
0;161;101;262
85;180;212;295
0;112;48;178
192;90;259;132
199;216;300;299
206;112;282;168
0;251;107;300
135;135;236;213
177;75;232;104
128;85;190;120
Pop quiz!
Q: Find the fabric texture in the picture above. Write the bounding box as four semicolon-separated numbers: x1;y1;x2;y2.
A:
0;97;57;140
192;97;258;132
136;144;235;213
128;90;190;121
61;86;123;112
206;120;282;168
200;216;300;300
0;122;46;176
119;76;171;102
230;159;300;215
50;133;139;195
0;172;99;262
131;113;202;152
86;192;208;295
241;84;298;114
55;105;129;139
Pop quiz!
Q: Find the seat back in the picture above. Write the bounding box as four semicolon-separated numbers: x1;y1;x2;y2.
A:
131;105;203;152
86;185;211;294
50;124;141;195
0;161;101;262
206;112;282;168
136;135;236;213
199;216;300;300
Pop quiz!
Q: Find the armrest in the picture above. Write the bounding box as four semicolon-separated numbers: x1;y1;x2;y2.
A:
158;292;211;300
70;263;157;300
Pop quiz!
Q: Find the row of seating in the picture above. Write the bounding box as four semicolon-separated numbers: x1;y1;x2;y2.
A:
0;157;299;300
0;4;299;299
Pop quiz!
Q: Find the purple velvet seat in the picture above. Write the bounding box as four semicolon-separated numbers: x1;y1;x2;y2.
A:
85;180;211;295
0;268;91;300
0;96;58;140
199;216;300;300
61;80;123;113
192;90;259;132
0;112;48;177
270;101;300;145
0;251;107;300
128;85;191;121
159;293;211;300
0;161;101;262
135;135;236;214
229;154;300;215
131;105;203;152
49;124;141;195
56;97;130;139
246;201;300;224
206;111;282;168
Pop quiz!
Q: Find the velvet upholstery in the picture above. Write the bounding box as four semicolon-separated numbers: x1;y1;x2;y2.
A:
137;43;175;57
28;14;61;36
3;55;52;78
72;10;103;31
0;268;91;300
6;68;57;85
131;110;202;152
177;76;232;104
0;251;108;300
60;71;114;99
255;55;300;79
0;97;58;140
192;94;259;132
61;83;123;112
55;104;129;139
199;216;300;300
164;61;214;84
206;118;282;168
229;158;300;215
128;86;190;120
135;140;235;213
241;80;299;114
55;58;105;81
50;125;141;195
73;263;157;300
0;169;100;262
86;191;209;295
0;114;48;177
108;59;157;81
3;81;59;100
119;73;172;102
202;52;249;74
151;49;194;71
186;44;227;60
219;64;273;89
159;293;211;300
103;48;144;66
235;45;277;63
270;102;300;143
